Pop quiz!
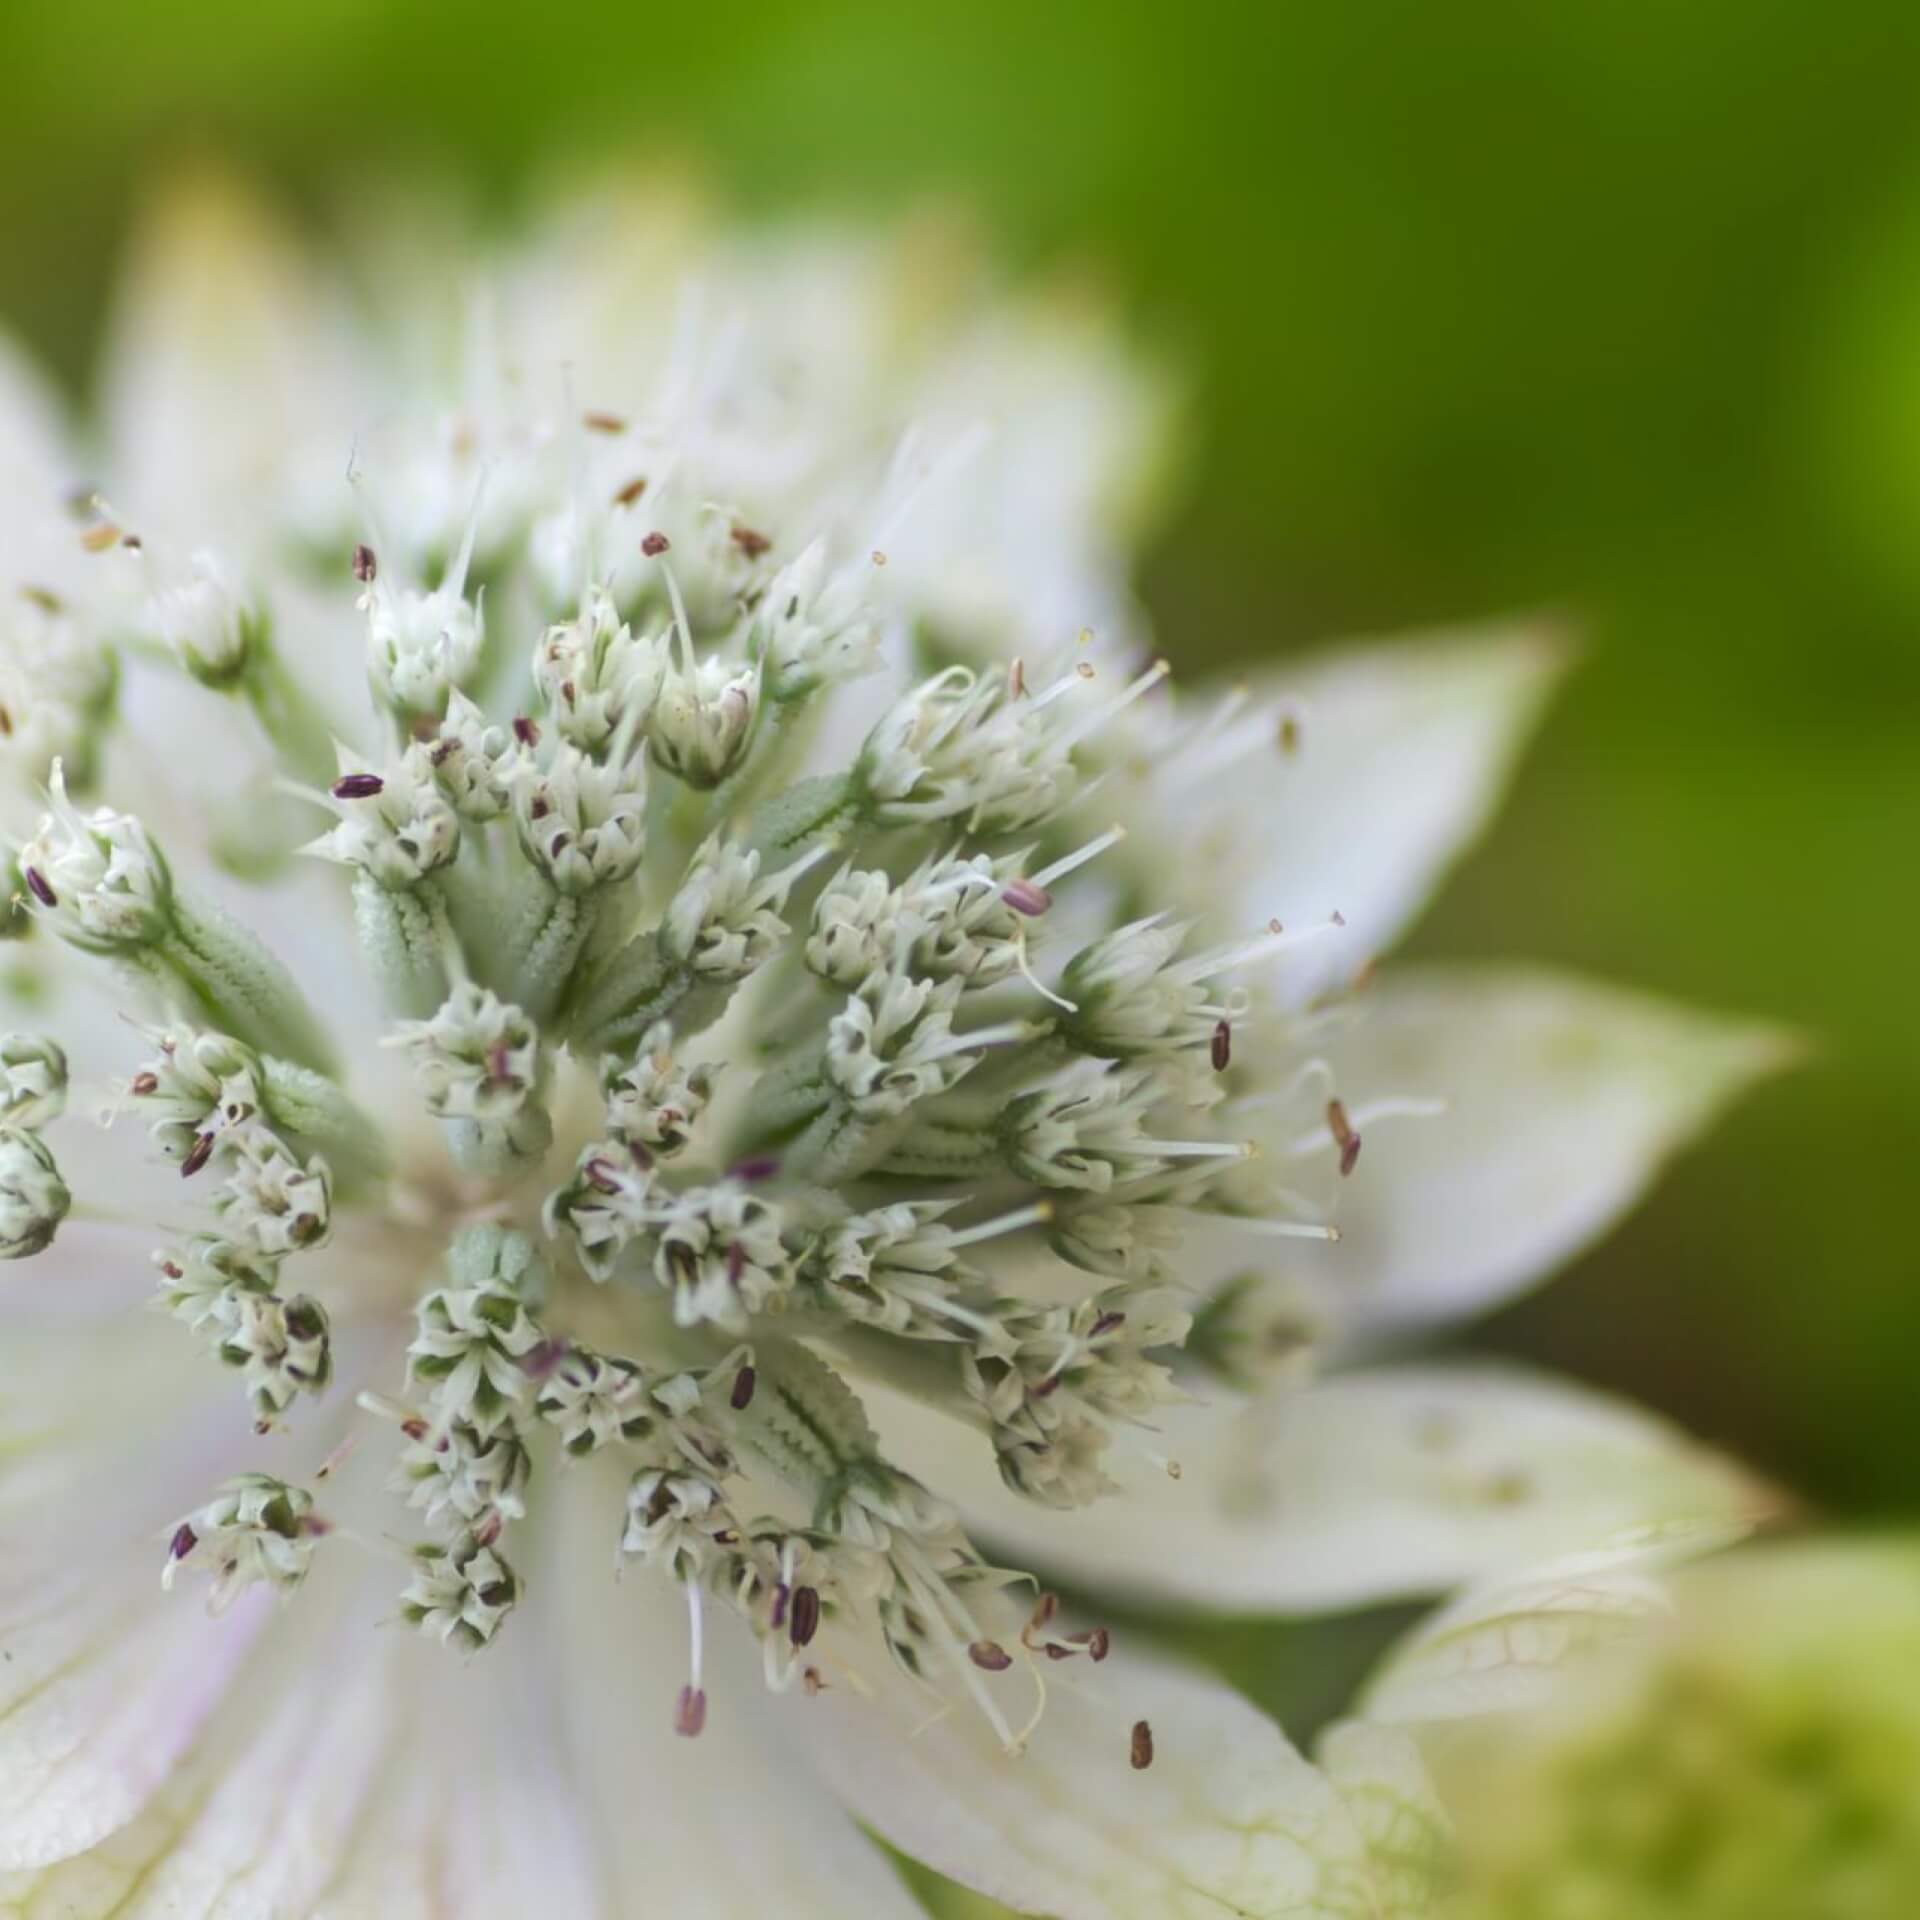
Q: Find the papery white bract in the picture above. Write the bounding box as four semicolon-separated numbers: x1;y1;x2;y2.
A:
0;169;1787;1919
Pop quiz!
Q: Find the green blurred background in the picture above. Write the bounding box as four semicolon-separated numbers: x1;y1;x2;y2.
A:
3;0;1916;1684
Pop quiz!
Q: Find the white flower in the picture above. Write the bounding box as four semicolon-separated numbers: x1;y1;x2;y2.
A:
0;170;1788;1918
133;548;260;688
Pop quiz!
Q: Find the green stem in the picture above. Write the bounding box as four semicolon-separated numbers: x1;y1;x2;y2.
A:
160;894;338;1076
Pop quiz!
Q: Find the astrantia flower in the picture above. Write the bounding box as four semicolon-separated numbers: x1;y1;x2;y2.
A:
0;169;1787;1917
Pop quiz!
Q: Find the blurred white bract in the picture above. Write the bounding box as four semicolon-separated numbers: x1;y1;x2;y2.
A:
0;171;1785;1918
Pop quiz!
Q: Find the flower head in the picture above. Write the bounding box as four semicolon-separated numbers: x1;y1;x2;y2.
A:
0;172;1787;1916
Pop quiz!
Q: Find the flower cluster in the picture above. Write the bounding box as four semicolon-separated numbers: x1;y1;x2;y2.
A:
0;175;1784;1919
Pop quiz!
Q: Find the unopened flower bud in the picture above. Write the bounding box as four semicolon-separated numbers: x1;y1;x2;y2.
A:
0;1031;67;1129
0;1126;67;1257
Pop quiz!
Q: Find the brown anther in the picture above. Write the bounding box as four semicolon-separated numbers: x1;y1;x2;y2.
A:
1043;1641;1075;1661
612;475;648;507
1085;1626;1111;1662
729;524;771;558
802;1666;825;1696
1327;1099;1361;1177
130;1071;159;1096
330;772;385;801
159;1260;183;1279
1329;909;1346;927
529;796;550;821
121;534;142;551
0;706;11;737
512;715;540;748
1130;1719;1154;1769
1001;877;1052;917
969;1639;1014;1671
351;543;378;583
789;1584;821;1648
1267;916;1283;935
730;1365;756;1411
726;1241;746;1285
1075;659;1096;680
430;737;457;766
401;1416;430;1442
870;549;887;566
641;531;671;557
675;1684;707;1737
23;867;55;909
1211;1019;1232;1073
168;1522;198;1561
180;1132;216;1179
1088;1311;1127;1340
1008;657;1027;698
474;1509;505;1548
560;679;577;706
582;410;627;434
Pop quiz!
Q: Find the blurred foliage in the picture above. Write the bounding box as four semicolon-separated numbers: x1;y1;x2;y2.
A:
4;0;1920;1756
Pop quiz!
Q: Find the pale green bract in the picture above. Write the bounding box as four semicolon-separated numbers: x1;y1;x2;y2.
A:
1369;1538;1920;1920
0;168;1786;1918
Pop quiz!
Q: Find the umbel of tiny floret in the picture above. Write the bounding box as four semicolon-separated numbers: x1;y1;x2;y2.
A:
0;398;1414;1768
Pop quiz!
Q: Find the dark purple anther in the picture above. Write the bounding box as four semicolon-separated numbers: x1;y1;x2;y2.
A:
1327;1099;1361;1178
23;867;55;908
675;1685;707;1737
1211;1019;1231;1072
1001;877;1052;917
727;1155;780;1185
730;1365;756;1410
770;1582;790;1631
168;1522;198;1562
969;1640;1013;1672
331;772;385;801
351;543;378;583
583;1157;622;1194
180;1131;216;1179
726;1241;746;1286
641;531;671;557
513;715;540;748
789;1585;821;1648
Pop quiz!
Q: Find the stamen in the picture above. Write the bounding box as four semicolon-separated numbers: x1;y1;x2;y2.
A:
1057;658;1170;751
1030;823;1126;891
942;1200;1054;1250
1170;913;1346;987
1211;1020;1231;1072
678;1576;707;1737
1131;1719;1154;1769
351;544;378;583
